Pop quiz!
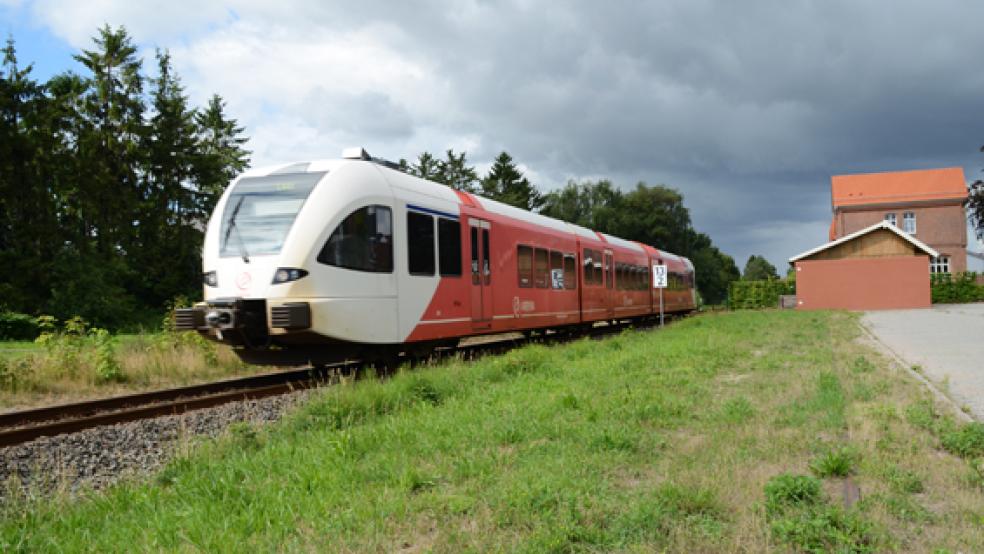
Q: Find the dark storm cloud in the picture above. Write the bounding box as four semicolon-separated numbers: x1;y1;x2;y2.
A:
49;0;981;267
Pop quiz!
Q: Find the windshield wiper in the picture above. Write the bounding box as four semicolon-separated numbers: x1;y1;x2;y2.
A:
223;196;251;263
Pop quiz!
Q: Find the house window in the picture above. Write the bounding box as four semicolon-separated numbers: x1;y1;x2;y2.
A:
903;212;916;234
930;255;950;274
884;213;897;227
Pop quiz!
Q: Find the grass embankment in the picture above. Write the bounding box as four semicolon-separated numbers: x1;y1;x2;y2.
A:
3;311;984;552
0;331;250;410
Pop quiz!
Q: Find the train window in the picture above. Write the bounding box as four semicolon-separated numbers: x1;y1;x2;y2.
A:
482;229;491;285
564;253;577;290
550;251;563;289
534;248;549;288
438;218;462;277
593;257;603;285
517;245;533;287
471;227;480;284
317;205;393;273
407;211;435;275
605;253;613;289
583;249;594;285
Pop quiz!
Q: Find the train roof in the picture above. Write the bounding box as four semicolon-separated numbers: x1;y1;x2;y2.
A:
242;152;687;262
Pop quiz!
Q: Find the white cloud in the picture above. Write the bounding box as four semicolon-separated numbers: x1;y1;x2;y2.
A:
19;0;984;264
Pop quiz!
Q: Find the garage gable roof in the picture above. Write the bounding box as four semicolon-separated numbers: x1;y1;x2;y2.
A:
789;221;938;263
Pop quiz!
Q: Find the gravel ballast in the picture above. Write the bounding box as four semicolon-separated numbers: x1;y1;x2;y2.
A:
0;389;315;499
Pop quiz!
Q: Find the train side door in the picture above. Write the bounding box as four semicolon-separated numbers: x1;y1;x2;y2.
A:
604;250;615;319
468;218;493;326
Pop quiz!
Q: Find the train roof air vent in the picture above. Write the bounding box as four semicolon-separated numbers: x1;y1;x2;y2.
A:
341;147;405;173
341;147;371;160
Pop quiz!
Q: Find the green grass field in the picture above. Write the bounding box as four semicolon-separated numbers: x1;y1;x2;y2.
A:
3;310;983;552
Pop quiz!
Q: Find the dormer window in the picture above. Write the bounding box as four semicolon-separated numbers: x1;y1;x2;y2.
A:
884;213;897;227
903;212;916;234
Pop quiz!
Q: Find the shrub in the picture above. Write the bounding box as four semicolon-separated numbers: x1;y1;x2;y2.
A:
0;311;40;341
728;279;795;310
92;328;124;383
931;272;984;304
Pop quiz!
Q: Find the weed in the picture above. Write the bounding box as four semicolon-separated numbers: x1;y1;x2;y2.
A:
884;466;924;494
810;446;858;478
770;506;876;553
92;329;124;383
881;494;934;523
560;393;579;410
851;356;875;374
590;429;636;452
940;423;984;459
905;400;954;435
764;474;823;517
402;468;438;494
719;396;754;424
963;458;984;490
227;422;262;452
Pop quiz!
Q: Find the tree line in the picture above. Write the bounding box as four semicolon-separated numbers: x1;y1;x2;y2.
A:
0;25;740;330
0;26;249;328
401;150;740;303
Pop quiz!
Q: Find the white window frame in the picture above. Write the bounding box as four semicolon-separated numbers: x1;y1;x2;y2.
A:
930;255;950;274
884;212;897;227
903;211;916;234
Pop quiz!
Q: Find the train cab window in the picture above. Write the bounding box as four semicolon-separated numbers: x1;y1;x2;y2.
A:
317;205;393;273
563;253;577;290
517;245;533;287
407;211;435;275
550;251;563;289
534;248;549;288
438;218;462;277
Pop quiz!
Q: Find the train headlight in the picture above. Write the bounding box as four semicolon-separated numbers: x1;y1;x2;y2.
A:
272;267;308;284
203;271;218;287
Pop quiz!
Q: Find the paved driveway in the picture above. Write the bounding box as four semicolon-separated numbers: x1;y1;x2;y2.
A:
862;304;984;420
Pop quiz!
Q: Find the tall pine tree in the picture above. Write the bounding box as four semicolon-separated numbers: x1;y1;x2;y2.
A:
479;151;542;210
435;149;478;193
138;49;200;305
192;94;250;218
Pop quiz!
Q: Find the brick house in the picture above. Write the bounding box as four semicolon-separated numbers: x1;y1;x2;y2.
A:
829;167;968;274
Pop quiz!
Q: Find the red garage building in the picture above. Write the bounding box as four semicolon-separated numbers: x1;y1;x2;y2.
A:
789;221;938;310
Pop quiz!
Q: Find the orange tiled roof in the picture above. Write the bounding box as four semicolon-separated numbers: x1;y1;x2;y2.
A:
831;167;967;209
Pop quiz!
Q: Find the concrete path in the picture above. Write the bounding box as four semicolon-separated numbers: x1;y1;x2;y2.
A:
862;304;984;421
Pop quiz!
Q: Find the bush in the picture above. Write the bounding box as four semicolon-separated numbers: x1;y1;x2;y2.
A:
728;279;795;310
931;272;984;304
0;311;40;341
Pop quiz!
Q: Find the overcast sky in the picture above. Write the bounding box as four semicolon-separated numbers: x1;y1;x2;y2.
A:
4;0;984;270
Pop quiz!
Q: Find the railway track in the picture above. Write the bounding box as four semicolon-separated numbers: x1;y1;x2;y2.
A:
0;316;675;448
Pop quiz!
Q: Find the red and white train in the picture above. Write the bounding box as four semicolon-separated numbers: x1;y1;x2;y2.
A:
175;148;696;365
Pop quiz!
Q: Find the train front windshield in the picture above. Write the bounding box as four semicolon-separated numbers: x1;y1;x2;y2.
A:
219;172;325;258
